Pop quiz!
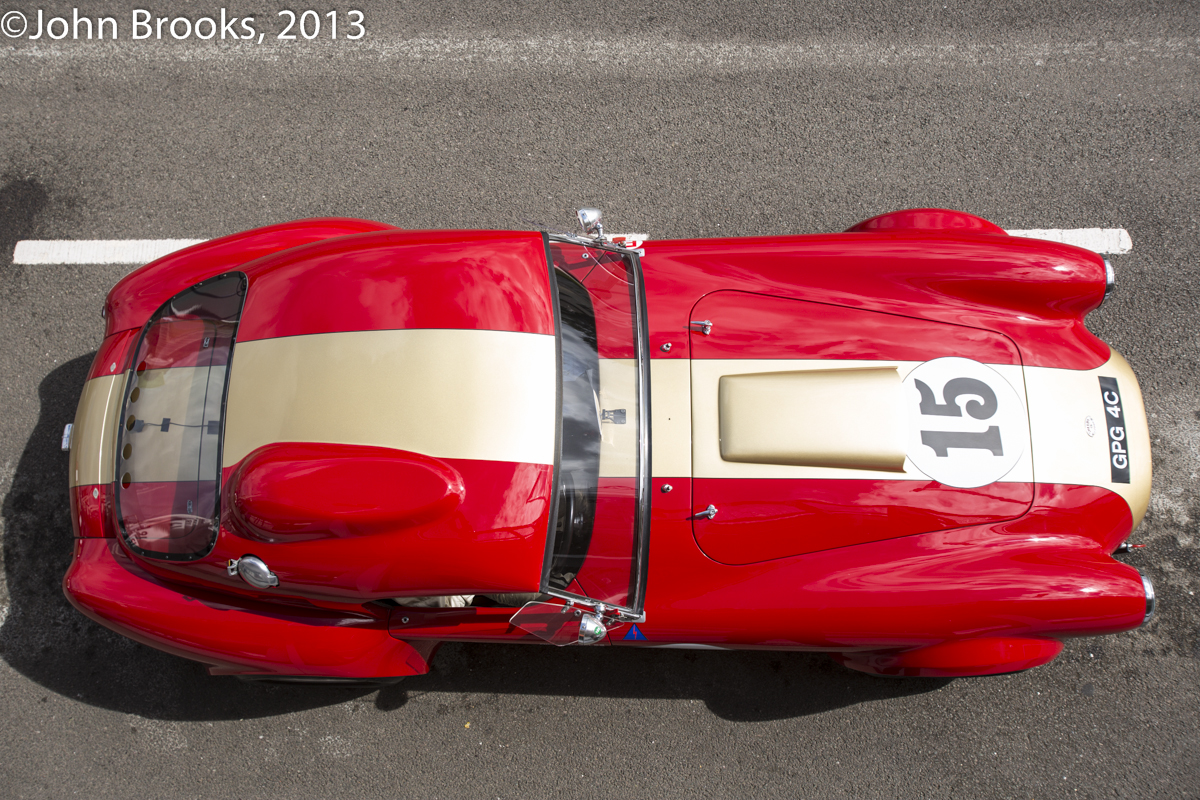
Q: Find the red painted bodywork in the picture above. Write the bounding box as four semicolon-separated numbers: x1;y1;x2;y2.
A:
228;443;467;543
237;229;555;341
692;478;1033;565
64;211;1147;680
87;329;140;380
71;484;116;539
390;606;540;642
641;233;1109;369
636;480;1143;652
142;457;553;602
845;208;1009;235
65;539;437;679
104;218;399;337
687;289;1035;565
687;290;1022;364
830;637;1065;678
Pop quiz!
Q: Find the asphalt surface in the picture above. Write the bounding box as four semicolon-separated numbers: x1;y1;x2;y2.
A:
1;2;1199;798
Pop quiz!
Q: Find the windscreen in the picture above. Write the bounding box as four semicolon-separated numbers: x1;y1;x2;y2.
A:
546;242;647;611
114;273;246;560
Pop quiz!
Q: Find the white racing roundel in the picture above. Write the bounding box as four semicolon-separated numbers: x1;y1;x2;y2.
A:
903;357;1027;488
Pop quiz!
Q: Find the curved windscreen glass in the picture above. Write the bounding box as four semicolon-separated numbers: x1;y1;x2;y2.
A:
548;270;602;589
546;242;647;611
114;273;247;560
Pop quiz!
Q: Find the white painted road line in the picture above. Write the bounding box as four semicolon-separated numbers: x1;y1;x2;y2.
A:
10;228;1132;265
1;37;1197;73
1006;228;1133;254
12;239;205;265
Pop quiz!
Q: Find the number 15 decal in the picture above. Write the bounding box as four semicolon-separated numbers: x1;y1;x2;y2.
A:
915;378;1004;457
903;358;1028;488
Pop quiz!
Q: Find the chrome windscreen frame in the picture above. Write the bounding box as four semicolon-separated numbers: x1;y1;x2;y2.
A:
540;232;652;621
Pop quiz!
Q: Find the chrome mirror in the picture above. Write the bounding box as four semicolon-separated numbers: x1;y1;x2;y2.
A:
509;600;608;646
577;612;606;645
577;208;604;239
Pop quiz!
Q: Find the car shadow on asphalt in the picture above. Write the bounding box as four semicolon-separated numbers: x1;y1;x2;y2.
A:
0;358;949;723
376;641;951;722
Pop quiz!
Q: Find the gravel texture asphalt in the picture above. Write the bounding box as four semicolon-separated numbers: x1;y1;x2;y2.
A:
0;2;1198;798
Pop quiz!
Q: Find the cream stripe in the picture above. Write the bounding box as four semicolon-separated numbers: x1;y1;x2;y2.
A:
691;354;1151;527
1025;351;1151;527
691;359;1034;482
222;329;557;467
69;373;126;487
650;359;691;477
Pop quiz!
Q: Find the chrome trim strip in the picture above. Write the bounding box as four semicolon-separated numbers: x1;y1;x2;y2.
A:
629;243;652;615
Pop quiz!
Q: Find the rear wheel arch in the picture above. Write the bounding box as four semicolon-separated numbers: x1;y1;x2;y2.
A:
846;208;1007;235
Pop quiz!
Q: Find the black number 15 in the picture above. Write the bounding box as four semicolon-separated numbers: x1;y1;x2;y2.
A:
915;378;1003;457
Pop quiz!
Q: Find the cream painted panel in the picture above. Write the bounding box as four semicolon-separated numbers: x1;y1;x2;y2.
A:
691;359;1033;483
223;329;557;467
719;367;906;472
69;373;125;487
650;359;691;477
596;358;639;479
1025;351;1151;527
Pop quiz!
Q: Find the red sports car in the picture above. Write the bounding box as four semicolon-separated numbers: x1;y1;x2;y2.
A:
62;208;1152;680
